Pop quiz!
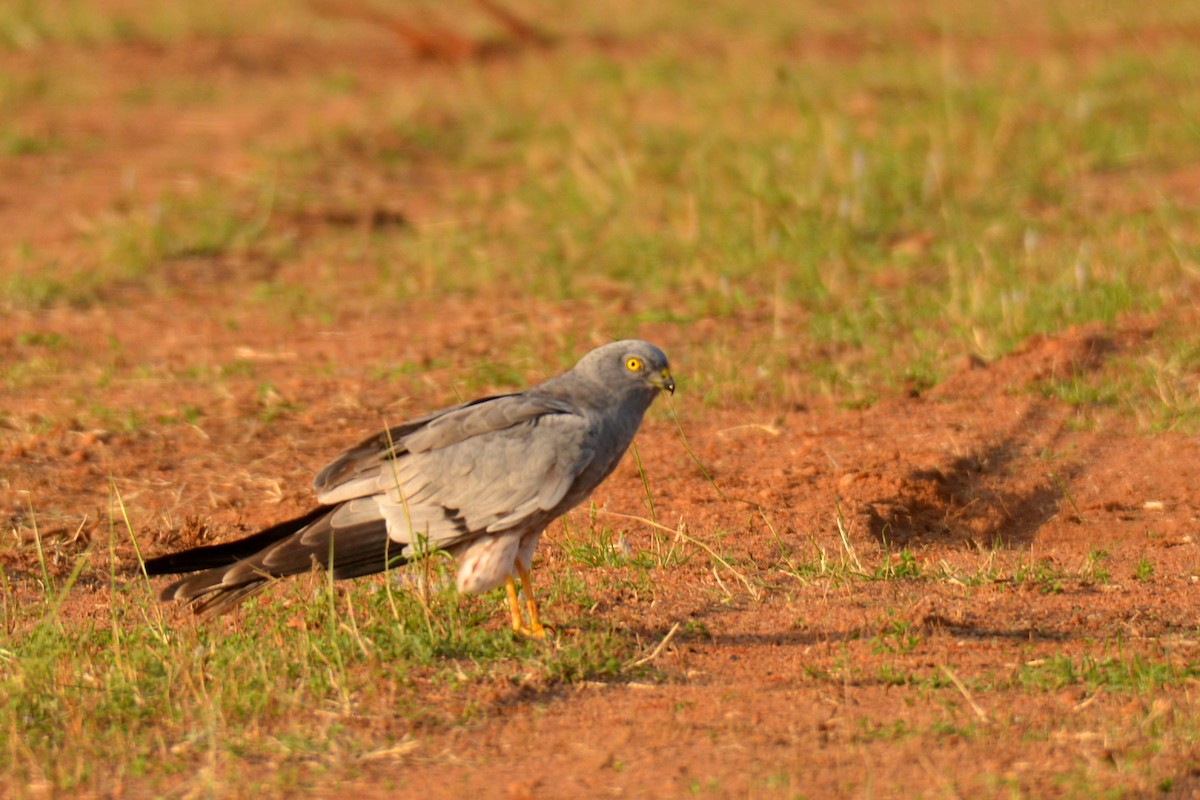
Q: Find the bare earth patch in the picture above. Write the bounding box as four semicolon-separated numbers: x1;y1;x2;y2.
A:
7;299;1200;797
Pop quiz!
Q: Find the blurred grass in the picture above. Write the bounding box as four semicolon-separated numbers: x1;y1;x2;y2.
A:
0;0;298;50
3;0;1197;417
1;533;647;795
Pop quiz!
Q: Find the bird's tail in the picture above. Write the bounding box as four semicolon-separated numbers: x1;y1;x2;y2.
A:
143;507;329;576
143;507;401;616
142;508;328;615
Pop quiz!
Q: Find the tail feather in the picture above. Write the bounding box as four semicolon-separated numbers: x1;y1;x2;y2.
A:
143;507;329;575
146;506;404;615
160;571;274;615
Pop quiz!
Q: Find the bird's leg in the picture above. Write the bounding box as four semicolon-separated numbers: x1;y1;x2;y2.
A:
504;575;525;633
503;565;547;639
516;562;547;639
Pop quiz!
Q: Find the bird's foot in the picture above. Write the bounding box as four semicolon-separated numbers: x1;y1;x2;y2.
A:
512;619;551;640
505;573;551;639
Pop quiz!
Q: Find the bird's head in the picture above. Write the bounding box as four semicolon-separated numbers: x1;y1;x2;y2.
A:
617;342;675;396
574;339;675;399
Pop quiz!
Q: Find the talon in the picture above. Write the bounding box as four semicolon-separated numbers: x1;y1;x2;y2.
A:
513;621;549;640
505;564;550;638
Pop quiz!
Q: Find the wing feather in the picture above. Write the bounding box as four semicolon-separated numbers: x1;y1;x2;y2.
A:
353;407;597;550
314;394;577;505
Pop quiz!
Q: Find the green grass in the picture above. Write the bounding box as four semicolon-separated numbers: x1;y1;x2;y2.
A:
133;0;1188;411
0;533;645;794
559;514;652;570
1134;556;1155;582
1016;651;1200;693
2;0;1198;415
3;180;283;313
869;616;922;656
0;0;288;50
96;182;280;275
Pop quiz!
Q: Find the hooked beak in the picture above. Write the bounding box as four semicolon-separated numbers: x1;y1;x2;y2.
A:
649;368;676;395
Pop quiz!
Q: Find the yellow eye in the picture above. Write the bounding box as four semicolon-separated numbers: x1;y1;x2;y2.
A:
625;356;643;372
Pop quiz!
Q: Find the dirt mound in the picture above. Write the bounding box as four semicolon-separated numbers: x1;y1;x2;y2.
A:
822;323;1177;553
931;321;1150;399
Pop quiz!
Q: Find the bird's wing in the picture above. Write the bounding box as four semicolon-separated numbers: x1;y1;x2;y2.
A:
309;395;504;495
313;393;576;497
314;394;597;555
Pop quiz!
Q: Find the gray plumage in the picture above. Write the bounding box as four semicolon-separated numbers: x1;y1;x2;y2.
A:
144;340;675;620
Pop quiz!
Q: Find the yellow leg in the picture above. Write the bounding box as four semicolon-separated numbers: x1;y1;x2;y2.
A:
504;575;524;633
516;562;547;639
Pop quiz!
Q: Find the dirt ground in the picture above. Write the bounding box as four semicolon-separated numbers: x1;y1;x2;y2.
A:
4;9;1200;799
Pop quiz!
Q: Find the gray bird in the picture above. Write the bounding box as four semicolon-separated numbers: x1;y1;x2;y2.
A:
143;340;675;637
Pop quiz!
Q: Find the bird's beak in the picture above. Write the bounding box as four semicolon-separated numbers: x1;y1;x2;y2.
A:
650;368;676;395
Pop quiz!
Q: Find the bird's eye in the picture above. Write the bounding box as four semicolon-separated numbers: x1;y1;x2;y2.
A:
625;356;643;372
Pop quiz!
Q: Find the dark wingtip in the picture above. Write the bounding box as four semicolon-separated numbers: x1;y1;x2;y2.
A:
156;569;272;616
142;507;330;576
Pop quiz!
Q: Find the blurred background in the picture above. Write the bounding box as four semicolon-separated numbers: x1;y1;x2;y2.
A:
2;0;1197;414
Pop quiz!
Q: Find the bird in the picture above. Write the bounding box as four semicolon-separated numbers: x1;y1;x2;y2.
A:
142;339;675;637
